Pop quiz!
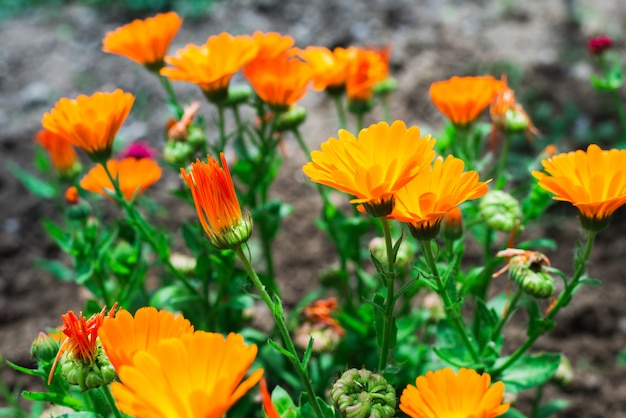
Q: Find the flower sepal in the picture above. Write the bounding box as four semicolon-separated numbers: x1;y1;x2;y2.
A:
60;345;116;391
207;210;253;250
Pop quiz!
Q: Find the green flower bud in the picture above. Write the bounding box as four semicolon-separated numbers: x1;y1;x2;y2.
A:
66;200;92;222
163;140;195;165
373;77;398;96
186;125;207;148
479;190;522;232
368;236;413;271
348;98;374;116
509;261;555;299
208;211;253;250
60;345;115;391
503;109;529;133
274;105;307;132
31;332;60;364
442;207;463;241
551;355;574;387
58;161;83;181
224;84;254;107
332;368;396;418
169;252;197;275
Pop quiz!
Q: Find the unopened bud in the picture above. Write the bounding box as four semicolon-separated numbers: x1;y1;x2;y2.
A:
373;77;398;96
225;84;254;107
274;105;307;132
503;109;529;133
31;332;60;364
186;125;207;148
332;368;396;418
208;211;253;250
551;355;574;387
422;292;445;321
509;263;555;299
479;190;522;232
442;207;463;241
368;236;413;270
294;322;343;353
169;253;197;275
60;346;115;391
65;188;92;222
347;98;374;116
163;140;195;165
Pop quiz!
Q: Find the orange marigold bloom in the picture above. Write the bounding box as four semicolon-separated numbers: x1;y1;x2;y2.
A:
249;31;295;61
41;89;134;162
260;378;281;418
400;368;510;418
430;75;504;126
532;144;626;231
299;46;350;92
98;307;194;373
48;304;117;384
181;153;252;250
161;33;258;101
390;155;489;240
345;47;387;102
111;331;264;418
303;120;436;216
244;53;313;110
102;12;183;69
80;157;162;202
35;129;79;174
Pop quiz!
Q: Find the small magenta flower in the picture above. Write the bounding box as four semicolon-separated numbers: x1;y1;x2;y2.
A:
588;35;613;56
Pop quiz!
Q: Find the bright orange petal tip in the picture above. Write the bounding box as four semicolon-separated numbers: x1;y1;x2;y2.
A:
532;144;626;231
111;331;263;418
180;153;252;250
35;129;79;175
249;31;296;61
345;47;388;102
430;75;505;126
161;33;258;101
80;157;162;202
102;12;183;69
98;306;194;373
390;155;489;240
260;378;281;418
303;120;436;215
400;367;510;418
41;89;134;162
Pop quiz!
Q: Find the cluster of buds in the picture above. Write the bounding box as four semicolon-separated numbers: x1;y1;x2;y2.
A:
368;236;414;272
494;248;555;298
331;368;396;418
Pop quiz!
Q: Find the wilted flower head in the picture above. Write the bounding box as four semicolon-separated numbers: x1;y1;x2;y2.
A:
166;101;201;141
430;75;504;126
400;368;510;418
102;12;183;70
35;129;80;177
532;144;626;231
111;332;263;418
588;35;613;56
181;153;253;250
80;157;162;202
41;89;134;162
303;120;436;216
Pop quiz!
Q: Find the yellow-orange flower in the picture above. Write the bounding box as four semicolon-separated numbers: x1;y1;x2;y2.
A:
299;46;350;92
345;47;387;102
161;33;258;100
249;31;295;61
111;331;264;418
102;12;183;69
181;153;252;250
80;157;162;202
98;307;194;373
41;89;134;161
244;54;313;109
400;368;510;418
303;120;436;215
532;144;626;231
48;304;117;384
390;155;489;239
430;75;504;126
35;129;79;174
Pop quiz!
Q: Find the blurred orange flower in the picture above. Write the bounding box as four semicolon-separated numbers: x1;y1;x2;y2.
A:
304;297;345;336
303;120;436;216
102;12;183;69
161;33;258;100
345;47;387;102
489;75;539;141
400;368;510;418
300;46;350;92
41;89;134;162
249;31;295;61
532;144;626;231
48;304;117;384
430;75;504;126
80;157;162;202
390;155;489;239
181;153;252;250
98;306;194;373
35;129;79;174
244;54;314;109
111;331;264;418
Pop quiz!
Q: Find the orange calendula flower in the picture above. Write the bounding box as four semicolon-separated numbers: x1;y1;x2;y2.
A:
430;75;504;126
65;186;79;205
400;368;510;418
181;153;252;250
532;144;626;231
249;31;295;61
299;46;350;92
345;47;387;103
303;120;436;216
98;306;194;373
161;33;258;102
80;157;162;202
102;12;183;70
390;155;489;240
260;378;281;418
111;331;264;418
41;89;135;162
48;304;117;384
244;53;314;110
35;129;80;175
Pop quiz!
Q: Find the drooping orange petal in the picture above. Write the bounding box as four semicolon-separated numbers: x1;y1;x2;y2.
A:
35;129;79;173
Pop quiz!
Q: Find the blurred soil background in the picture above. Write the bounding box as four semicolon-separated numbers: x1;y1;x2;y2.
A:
1;0;626;416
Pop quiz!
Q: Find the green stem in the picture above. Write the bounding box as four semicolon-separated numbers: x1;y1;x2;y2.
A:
355;113;364;133
217;102;227;152
234;246;325;418
610;89;626;144
0;370;28;418
494;131;512;190
332;94;347;130
491;231;597;375
380;95;391;123
158;75;183;117
489;286;523;343
292;127;311;158
530;384;545;418
101;384;124;418
419;239;480;363
377;218;397;371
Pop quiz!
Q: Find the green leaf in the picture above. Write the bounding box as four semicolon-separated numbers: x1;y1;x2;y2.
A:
536;399;570;418
4;360;42;377
299;393;335;418
8;161;57;199
36;259;75;282
267;338;296;361
521;182;554;222
58;413;105;418
21;391;84;410
497;352;562;393
41;219;71;252
271;384;298;417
